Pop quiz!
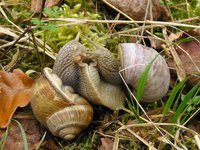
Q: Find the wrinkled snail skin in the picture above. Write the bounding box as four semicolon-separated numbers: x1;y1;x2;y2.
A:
52;40;87;89
83;36;123;85
119;43;170;102
89;47;123;85
30;67;93;140
77;58;125;110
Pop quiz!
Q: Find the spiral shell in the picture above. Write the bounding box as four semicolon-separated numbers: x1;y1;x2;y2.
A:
30;67;93;140
77;58;125;110
119;43;170;102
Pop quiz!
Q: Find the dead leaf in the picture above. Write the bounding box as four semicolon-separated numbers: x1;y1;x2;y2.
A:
0;69;35;128
0;117;46;150
30;0;43;13
163;28;186;81
167;30;200;86
45;0;60;8
98;137;114;150
31;0;60;13
103;0;170;20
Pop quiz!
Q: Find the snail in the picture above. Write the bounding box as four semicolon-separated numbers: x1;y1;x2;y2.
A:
83;37;122;85
52;33;87;90
30;67;93;140
30;36;171;141
52;36;125;110
77;57;125;110
118;43;170;102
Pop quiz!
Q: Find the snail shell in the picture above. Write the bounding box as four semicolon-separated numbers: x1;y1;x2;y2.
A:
30;67;93;140
77;58;125;110
119;43;170;102
52;39;87;89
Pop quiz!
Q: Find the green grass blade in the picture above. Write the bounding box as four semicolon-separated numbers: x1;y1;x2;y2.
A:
136;54;159;101
171;82;200;123
0;126;9;150
136;63;152;101
172;87;184;111
162;78;188;116
13;119;28;150
36;131;47;150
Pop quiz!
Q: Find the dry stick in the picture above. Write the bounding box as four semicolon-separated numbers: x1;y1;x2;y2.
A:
113;132;119;150
168;25;200;72
183;107;200;126
47;18;200;29
146;28;200;74
140;0;151;46
0;5;55;59
122;107;187;149
29;28;44;71
113;25;164;36
162;27;186;81
102;0;135;22
117;121;157;150
0;6;23;32
118;122;199;149
118;122;199;137
195;135;200;150
119;71;183;150
174;16;200;23
0;27;31;59
162;0;174;20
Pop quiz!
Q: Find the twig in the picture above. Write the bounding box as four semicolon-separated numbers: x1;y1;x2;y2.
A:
47;18;200;29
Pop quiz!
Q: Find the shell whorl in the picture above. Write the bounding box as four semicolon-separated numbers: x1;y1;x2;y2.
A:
46;105;93;140
30;67;93;140
119;43;170;102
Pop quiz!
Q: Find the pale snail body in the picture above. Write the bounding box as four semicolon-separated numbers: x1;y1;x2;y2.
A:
52;37;125;110
30;67;93;140
77;58;125;110
83;36;122;85
119;43;170;102
87;47;122;85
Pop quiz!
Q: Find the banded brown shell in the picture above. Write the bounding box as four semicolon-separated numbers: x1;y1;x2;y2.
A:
30;67;93;140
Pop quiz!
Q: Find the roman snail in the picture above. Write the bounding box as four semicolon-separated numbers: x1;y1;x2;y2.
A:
83;36;123;85
30;36;170;141
118;43;170;102
52;36;126;110
52;33;87;90
77;56;125;110
30;67;93;140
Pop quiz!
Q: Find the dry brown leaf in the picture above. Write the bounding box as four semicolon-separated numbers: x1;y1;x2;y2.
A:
0;69;35;128
45;0;60;8
98;137;114;150
31;0;60;13
0;117;46;150
167;30;200;86
163;28;186;81
104;0;169;20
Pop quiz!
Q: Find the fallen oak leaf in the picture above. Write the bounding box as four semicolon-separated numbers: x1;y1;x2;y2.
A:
167;30;200;86
103;0;170;21
0;69;35;128
0;117;47;150
98;137;114;150
31;0;60;13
